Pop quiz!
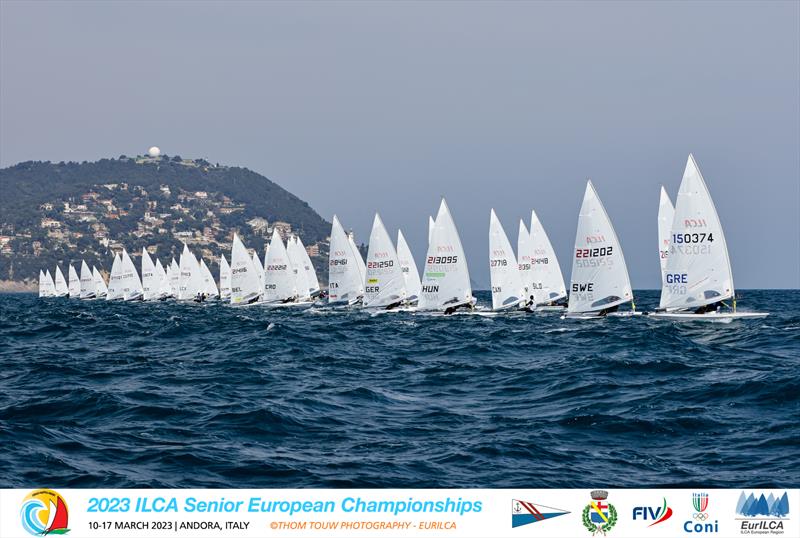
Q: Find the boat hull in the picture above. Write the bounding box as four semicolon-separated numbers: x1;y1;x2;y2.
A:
649;311;768;322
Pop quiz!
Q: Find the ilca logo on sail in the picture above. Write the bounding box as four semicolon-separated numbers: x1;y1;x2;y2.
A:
511;499;569;528
684;492;718;534
735;491;790;535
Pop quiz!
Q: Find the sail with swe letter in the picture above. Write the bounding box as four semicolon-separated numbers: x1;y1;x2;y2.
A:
418;199;474;311
659;154;734;311
489;209;524;311
106;253;123;300
658;186;675;285
397;229;421;303
230;233;261;305
363;213;406;308
530;209;567;306
68;264;80;298
219;254;232;300
567;181;633;314
263;229;297;303
54;266;69;297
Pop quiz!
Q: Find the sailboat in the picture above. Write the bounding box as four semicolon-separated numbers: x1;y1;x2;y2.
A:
295;236;320;298
199;258;219;299
658;186;675;284
178;244;202;301
348;231;366;287
529;209;568;309
328;215;365;305
489;209;525;311
229;233;261;305
651;155;767;320
251;250;266;298
428;216;435;246
155;258;170;299
141;248;162;301
119;249;143;301
92;266;108;298
106;253;124;300
517;220;534;308
38;270;54;297
418;199;475;313
53;266;69;297
263;229;299;304
566;181;635;318
397;229;421;305
168;258;180;298
80;260;96;299
219;254;232;301
68;264;80;298
363;213;407;309
286;235;313;302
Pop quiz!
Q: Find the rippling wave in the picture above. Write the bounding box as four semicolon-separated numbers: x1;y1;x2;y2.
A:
0;290;797;488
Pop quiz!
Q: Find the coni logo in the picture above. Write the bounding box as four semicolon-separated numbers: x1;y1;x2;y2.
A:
19;489;70;536
683;492;718;534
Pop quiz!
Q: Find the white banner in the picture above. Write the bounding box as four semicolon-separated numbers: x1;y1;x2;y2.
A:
0;488;796;538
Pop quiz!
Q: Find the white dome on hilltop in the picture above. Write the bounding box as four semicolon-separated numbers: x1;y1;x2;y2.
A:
147;146;161;158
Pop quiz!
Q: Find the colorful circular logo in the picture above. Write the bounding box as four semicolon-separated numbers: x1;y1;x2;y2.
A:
20;489;70;536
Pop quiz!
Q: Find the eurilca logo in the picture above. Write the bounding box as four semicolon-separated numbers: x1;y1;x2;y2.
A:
632;497;673;526
511;499;569;528
20;489;70;536
735;491;789;535
684;492;718;534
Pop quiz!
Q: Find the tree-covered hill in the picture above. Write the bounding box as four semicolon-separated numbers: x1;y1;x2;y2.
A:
0;155;331;287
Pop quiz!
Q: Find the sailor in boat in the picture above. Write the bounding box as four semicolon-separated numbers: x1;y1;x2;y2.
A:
598;305;619;317
443;297;475;316
194;292;207;303
694;301;724;315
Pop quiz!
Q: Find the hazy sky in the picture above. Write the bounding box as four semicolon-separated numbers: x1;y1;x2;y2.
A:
2;1;798;288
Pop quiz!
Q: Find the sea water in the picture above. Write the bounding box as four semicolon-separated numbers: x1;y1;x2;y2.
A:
0;290;797;487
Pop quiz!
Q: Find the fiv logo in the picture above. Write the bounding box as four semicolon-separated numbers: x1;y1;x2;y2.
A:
684;492;718;534
632;497;673;527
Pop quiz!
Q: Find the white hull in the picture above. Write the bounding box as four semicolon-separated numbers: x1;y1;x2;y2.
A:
649;311;768;322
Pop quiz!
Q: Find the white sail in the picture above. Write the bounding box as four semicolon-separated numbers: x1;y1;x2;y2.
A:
68;264;80;298
230;233;261;305
264;229;298;302
80;260;96;299
517;220;534;306
363;213;406;308
286;236;312;300
53;266;69;297
348;232;366;286
418;199;474;311
396;229;421;303
252;250;266;296
106;253;123;300
328;215;364;304
155;258;170;298
141;248;160;301
92;266;107;297
428;216;435;246
296;236;320;296
178;244;202;301
38;270;46;298
41;270;54;297
530;209;567;305
567;181;633;314
657;185;676;286
168;259;179;297
199;258;219;298
489;209;524;310
219;254;232;300
120;249;143;301
659;154;734;311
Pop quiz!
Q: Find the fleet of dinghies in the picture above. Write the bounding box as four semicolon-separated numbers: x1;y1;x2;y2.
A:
38;154;766;321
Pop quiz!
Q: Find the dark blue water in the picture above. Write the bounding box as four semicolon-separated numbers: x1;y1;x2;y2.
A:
0;290;797;488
